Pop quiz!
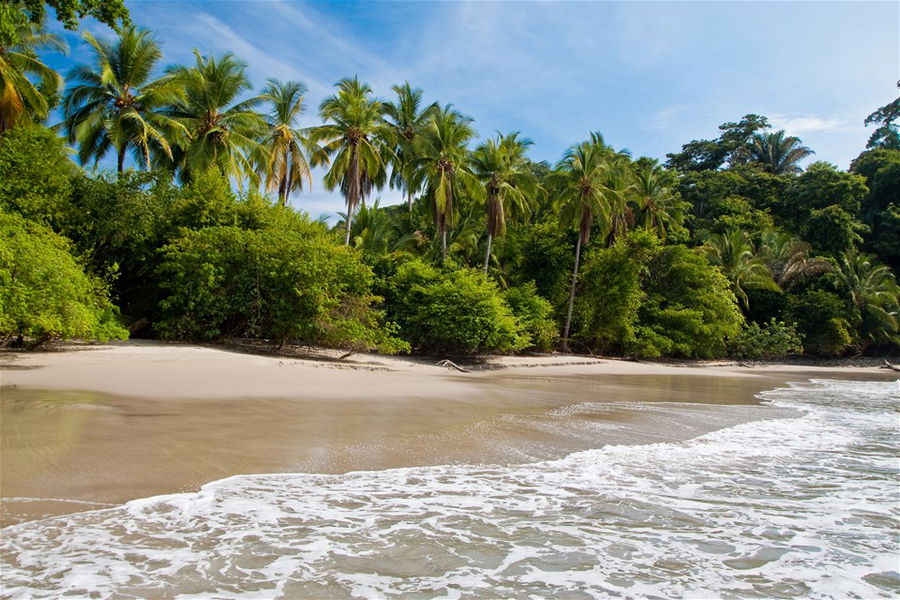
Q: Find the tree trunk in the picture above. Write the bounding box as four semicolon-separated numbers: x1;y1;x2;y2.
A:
117;146;126;176
483;233;493;273
440;218;448;262
562;232;583;352
407;189;413;212
345;148;359;246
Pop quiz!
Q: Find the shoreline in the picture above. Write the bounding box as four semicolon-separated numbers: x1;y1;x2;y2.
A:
1;341;895;528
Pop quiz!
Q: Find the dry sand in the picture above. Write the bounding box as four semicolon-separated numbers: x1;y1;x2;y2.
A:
1;341;893;526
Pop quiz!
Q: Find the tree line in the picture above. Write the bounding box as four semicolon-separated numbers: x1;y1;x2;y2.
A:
1;2;898;357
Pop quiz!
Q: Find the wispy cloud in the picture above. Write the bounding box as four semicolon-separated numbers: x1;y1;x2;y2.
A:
770;114;853;135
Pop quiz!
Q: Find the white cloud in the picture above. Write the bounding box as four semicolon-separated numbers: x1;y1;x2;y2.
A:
769;114;852;135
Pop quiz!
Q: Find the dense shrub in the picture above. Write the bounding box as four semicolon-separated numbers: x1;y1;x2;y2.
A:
157;226;407;353
504;282;558;352
382;259;526;354
0;210;128;345
728;319;803;359
787;289;854;355
0;126;73;226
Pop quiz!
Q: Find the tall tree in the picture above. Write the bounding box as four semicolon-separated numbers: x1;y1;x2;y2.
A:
310;77;393;245
62;27;185;174
631;158;686;240
665;114;770;172
748;130;814;175
164;51;265;186
864;81;900;150
0;4;65;134
16;0;129;31
830;249;900;349
382;82;437;212
411;105;480;261
549;132;624;350
257;78;323;206
702;228;779;309
471;132;537;272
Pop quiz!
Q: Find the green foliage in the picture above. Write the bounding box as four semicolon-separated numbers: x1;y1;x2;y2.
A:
573;230;656;353
381;259;526;354
864;86;900;150
504;282;558;352
787;289;854;355
0;125;72;225
511;219;573;314
801;205;867;257
635;245;744;358
17;0;129;31
665;114;770;172
850;149;900;268
0;209;127;344
785;162;868;218
728;318;802;359
158;225;406;353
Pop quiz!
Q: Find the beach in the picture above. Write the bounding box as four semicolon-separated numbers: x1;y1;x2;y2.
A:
2;341;892;527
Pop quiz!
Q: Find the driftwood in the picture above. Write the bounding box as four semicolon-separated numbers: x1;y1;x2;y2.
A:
437;359;470;373
880;360;900;372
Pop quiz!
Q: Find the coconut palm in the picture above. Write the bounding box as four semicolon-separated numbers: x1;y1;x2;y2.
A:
164;51;265;186
549;132;624;349
703;228;779;309
748;130;814;175
830;250;900;348
410;105;481;261
758;230;831;289
310;77;394;245
0;7;66;134
382;82;438;212
256;78;324;206
631;159;686;241
62;27;185;174
471;132;538;272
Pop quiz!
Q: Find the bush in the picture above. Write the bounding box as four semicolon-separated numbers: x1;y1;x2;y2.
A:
157;226;407;353
0;210;128;345
0;126;73;226
728;319;803;359
382;259;526;354
504;282;558;352
787;289;854;355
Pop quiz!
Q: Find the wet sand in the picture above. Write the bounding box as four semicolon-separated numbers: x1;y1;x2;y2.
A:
1;342;891;527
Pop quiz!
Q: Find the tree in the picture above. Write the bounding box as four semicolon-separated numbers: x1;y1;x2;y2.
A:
382;82;437;212
471;132;537;272
747;130;814;175
702;228;779;309
63;27;185;174
665;114;770;172
864;81;900;150
758;230;831;290
311;77;393;245
631;158;687;241
548;132;624;349
411;105;481;260
164;51;265;187
257;79;323;206
0;124;72;225
830;250;900;350
15;0;129;31
0;4;66;133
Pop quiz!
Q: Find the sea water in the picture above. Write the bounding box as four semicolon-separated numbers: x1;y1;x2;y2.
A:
1;379;897;599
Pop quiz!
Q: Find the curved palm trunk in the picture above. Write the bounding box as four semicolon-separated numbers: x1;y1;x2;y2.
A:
562;230;584;352
407;189;413;213
483;233;493;273
345;146;359;246
117;146;126;176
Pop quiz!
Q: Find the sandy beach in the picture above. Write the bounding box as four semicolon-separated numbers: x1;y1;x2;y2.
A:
1;341;894;527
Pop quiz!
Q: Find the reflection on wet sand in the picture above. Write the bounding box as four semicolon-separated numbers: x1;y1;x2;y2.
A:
1;373;796;526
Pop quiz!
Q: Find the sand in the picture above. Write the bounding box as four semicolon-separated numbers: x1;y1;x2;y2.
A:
1;341;893;526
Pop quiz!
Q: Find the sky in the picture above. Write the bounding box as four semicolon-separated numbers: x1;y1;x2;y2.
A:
44;0;900;219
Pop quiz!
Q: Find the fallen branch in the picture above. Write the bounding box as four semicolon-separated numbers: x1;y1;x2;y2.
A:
880;360;900;372
437;359;470;373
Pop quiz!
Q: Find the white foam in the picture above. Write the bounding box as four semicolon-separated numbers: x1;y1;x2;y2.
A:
2;379;897;599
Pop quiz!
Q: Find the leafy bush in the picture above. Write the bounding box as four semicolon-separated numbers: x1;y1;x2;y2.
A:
0;210;128;345
504;282;558;352
382;259;526;354
157;226;407;353
787;289;854;355
0;126;73;226
728;319;803;359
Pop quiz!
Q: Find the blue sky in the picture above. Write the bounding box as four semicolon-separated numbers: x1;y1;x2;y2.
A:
46;0;900;219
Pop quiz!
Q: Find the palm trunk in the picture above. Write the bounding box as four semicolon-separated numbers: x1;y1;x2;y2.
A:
562;232;583;352
483;233;493;274
117;146;126;176
345;147;359;246
407;189;413;212
440;220;447;262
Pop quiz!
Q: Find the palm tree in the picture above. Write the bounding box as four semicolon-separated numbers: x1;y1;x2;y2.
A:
410;105;481;261
256;79;324;206
0;7;66;134
62;27;185;174
549;132;624;350
830;250;900;349
471;132;537;272
382;82;438;212
310;77;393;245
164;51;265;186
631;159;686;241
748;130;814;175
758;230;830;289
703;228;779;309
